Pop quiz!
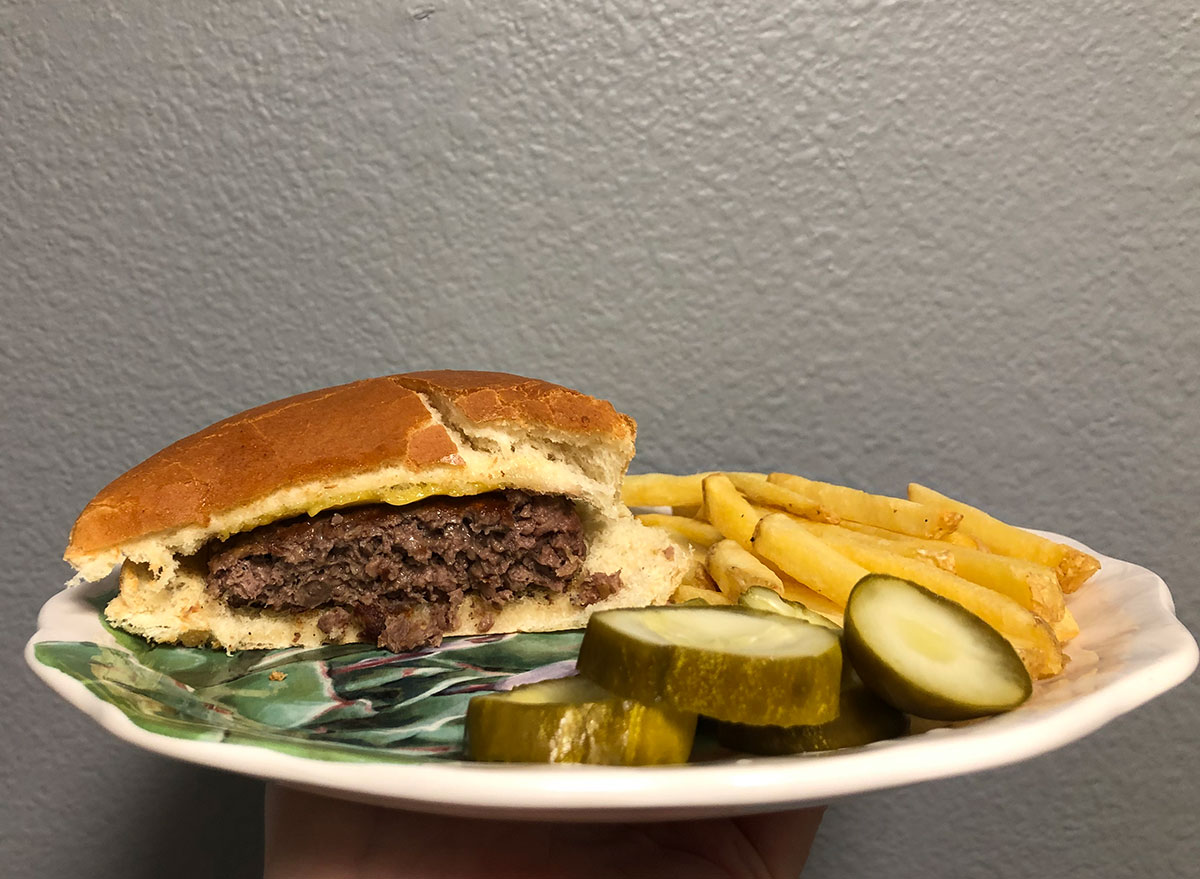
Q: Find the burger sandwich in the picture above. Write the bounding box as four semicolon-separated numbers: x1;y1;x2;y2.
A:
64;371;687;652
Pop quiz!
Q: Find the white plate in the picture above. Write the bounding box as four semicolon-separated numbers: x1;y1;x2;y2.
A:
26;532;1197;822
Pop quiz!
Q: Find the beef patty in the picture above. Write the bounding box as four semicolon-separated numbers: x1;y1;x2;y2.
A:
205;490;618;651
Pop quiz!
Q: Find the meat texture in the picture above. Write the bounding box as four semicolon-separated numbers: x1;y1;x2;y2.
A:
206;490;617;651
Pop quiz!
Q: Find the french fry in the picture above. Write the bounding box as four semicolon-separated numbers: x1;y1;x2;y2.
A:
800;519;956;573
635;514;722;548
770;473;962;539
838;521;1065;623
835;518;977;548
622;472;766;509
670;583;734;605
623;473;708;508
1052;607;1080;643
703;474;765;549
942;530;979;549
804;528;1063;678
706;539;784;599
911;547;958;573
750;513;869;607
943;546;1065;625
779;578;847;625
738;521;847;609
633;470;1083;678
725;473;840;524
908;484;1101;592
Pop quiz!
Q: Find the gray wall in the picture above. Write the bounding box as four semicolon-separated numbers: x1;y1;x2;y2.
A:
4;1;1197;876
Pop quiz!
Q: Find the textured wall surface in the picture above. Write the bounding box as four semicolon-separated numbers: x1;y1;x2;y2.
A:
3;1;1198;876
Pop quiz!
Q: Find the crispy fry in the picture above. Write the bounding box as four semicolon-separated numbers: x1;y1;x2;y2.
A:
770;473;962;539
946;546;1065;625
635;514;723;548
703;474;765;549
706;539;784;599
779;578;846;625
726;473;840;523
838;521;1065;623
670;583;734;605
806;528;1063;678
1052;607;1080;643
911;546;958;573
622;472;766;509
908;484;1101;592
623;473;708;508
801;519;957;573
633;470;1082;676
941;530;979;549
750;513;869;607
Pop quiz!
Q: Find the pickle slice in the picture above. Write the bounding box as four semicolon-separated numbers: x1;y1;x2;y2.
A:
576;606;842;727
738;585;843;632
715;673;908;754
465;675;696;765
844;573;1033;720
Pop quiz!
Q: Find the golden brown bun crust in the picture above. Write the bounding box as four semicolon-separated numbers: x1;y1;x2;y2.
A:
66;371;633;564
393;371;635;443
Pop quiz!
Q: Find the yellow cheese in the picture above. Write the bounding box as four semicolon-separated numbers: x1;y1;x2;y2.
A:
215;482;499;540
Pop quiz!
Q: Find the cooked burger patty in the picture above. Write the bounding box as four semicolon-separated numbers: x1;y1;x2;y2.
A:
205;490;618;651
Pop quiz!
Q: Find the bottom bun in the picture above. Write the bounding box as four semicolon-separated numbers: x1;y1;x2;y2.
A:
106;513;686;651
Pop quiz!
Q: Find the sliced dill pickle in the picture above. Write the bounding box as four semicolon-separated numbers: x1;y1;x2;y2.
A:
844;573;1033;720
738;585;843;632
576;606;842;727
464;675;696;765
715;673;908;754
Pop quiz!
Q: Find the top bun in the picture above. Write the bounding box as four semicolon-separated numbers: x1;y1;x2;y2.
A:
66;371;638;584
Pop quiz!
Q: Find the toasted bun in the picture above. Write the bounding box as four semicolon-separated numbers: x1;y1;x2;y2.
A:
66;371;686;649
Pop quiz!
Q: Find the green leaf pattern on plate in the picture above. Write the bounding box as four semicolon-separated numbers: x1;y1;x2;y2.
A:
34;592;583;763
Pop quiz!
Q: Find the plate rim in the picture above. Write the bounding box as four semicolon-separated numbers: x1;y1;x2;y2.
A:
25;531;1199;821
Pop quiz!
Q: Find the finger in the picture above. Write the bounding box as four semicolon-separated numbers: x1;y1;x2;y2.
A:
265;785;378;878
266;785;668;879
732;808;825;878
635;807;824;879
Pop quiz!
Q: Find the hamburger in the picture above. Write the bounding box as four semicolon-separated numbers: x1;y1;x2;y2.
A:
64;371;687;652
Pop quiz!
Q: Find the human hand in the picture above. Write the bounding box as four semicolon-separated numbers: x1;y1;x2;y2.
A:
265;785;823;879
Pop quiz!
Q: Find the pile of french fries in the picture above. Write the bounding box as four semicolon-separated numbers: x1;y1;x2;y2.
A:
626;472;1101;680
